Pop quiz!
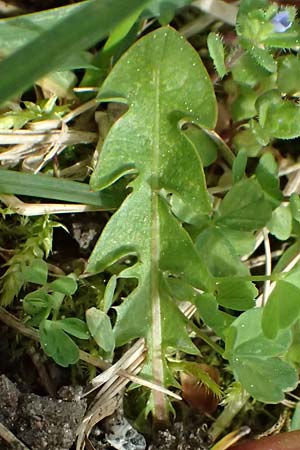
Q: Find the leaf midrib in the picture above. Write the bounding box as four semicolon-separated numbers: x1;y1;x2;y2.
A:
150;50;166;421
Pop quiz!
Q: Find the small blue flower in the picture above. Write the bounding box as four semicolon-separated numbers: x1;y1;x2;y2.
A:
271;11;292;33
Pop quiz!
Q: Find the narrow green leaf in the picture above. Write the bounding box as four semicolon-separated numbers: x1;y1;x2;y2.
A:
264;28;300;49
81;0;191;89
51;51;97;71
287;320;300;366
86;307;115;353
39;319;79;367
22;259;48;285
274;241;300;274
291;402;300;431
0;0;150;104
103;13;140;53
87;27;217;420
80;5;145;89
0;2;92;56
290;193;300;223
262;281;300;339
0;169;122;208
207;32;227;78
232;149;247;184
57;318;90;340
146;0;192;24
182;124;217;168
226;308;297;403
103;275;117;313
49;275;77;295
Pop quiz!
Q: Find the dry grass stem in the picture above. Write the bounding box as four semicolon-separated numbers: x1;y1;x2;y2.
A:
0;194;101;216
0;421;30;450
192;0;238;26
0;129;97;146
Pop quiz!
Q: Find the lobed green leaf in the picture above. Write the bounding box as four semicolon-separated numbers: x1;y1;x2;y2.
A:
226;308;297;402
196;293;234;339
262;281;300;339
255;152;283;207
39;319;80;367
268;205;293;240
49;275;77;295
86;307;115;353
216;279;257;311
22;259;48;285
216;178;272;231
57;318;90;340
23;289;51;319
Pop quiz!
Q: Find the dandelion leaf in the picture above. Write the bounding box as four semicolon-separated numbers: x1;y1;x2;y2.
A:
87;27;217;419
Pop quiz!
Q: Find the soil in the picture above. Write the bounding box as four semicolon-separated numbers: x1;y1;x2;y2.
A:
86;409;212;450
0;369;213;449
0;375;87;450
148;418;212;450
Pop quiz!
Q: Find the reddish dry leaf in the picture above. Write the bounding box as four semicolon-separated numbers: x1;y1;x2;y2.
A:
181;363;220;414
230;431;300;450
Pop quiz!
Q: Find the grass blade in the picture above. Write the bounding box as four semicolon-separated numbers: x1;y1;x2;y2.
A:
0;0;149;105
0;1;93;57
0;169;122;208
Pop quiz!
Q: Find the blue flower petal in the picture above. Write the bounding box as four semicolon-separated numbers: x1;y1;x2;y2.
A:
271;11;292;33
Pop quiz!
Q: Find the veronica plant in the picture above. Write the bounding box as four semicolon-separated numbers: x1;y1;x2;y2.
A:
207;0;300;154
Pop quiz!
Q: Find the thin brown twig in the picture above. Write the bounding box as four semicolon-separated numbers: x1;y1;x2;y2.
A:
262;227;272;306
0;194;102;216
0;421;31;450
